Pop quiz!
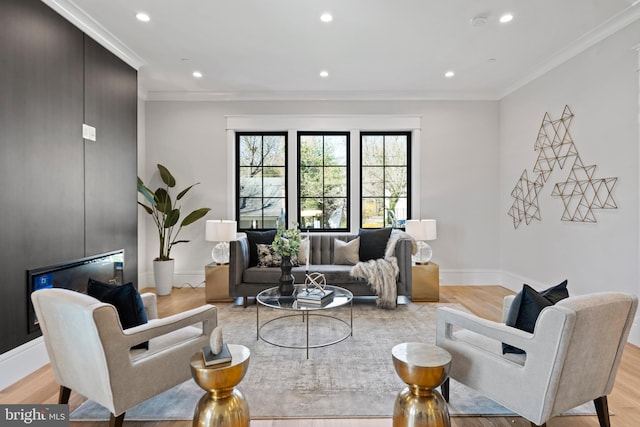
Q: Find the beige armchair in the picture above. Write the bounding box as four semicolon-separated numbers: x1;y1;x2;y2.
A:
31;288;217;427
436;292;637;427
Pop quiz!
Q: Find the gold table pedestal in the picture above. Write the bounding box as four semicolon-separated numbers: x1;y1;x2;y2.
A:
392;342;452;427
190;344;251;427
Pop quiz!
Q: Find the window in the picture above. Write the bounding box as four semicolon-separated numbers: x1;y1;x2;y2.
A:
236;132;287;230
360;132;411;228
298;132;349;231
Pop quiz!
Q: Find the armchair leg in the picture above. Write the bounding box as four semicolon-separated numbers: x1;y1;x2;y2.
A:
58;386;71;404
109;413;125;427
530;423;546;427
594;396;611;427
441;377;450;402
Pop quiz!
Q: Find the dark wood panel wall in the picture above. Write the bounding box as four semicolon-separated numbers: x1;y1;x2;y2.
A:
0;0;138;354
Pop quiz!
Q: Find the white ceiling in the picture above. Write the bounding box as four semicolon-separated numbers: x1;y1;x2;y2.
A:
45;0;640;100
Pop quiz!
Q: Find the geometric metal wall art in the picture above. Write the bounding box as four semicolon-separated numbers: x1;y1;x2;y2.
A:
508;105;618;229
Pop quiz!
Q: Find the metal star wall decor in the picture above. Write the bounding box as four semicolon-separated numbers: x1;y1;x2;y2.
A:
508;105;618;229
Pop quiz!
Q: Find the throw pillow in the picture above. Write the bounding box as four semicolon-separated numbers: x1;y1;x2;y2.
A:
358;228;392;262
503;280;569;354
298;237;309;265
333;238;360;265
245;229;277;267
87;279;148;349
256;244;280;268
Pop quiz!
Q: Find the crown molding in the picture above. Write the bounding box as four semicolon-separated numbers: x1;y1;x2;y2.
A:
40;0;145;70
144;90;500;102
500;2;640;98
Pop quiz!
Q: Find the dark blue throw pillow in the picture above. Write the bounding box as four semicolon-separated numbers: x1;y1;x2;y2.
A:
502;280;569;355
358;228;392;262
88;279;148;349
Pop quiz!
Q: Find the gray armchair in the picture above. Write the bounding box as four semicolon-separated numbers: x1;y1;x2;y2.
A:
436;292;637;427
31;288;217;427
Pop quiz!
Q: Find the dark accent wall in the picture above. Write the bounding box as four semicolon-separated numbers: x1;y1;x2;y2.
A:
0;0;137;354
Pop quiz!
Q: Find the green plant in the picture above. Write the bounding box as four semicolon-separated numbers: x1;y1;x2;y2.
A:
272;223;301;258
137;164;211;261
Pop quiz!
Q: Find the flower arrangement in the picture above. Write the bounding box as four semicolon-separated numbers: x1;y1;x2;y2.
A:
272;223;301;258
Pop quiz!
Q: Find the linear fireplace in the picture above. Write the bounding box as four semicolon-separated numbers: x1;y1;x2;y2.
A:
27;249;125;334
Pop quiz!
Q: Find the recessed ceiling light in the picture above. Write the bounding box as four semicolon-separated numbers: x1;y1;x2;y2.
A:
136;12;150;22
444;71;455;78
192;71;203;78
319;70;329;78
499;13;514;23
320;13;333;23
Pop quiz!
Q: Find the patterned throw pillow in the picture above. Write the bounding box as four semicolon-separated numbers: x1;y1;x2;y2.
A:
256;244;299;268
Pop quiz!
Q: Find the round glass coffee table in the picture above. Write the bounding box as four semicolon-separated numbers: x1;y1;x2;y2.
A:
256;284;353;358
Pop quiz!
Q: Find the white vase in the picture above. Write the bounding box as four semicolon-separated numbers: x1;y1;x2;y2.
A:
153;259;175;296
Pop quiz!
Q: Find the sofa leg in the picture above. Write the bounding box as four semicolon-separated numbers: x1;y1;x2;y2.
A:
58;386;71;404
109;413;125;427
594;396;610;427
530;423;546;427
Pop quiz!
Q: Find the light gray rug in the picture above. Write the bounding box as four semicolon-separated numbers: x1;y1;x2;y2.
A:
71;301;596;420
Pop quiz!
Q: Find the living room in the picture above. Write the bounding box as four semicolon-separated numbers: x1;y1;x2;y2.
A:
1;0;640;426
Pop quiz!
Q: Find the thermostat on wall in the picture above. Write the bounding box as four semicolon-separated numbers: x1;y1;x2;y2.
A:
82;123;96;141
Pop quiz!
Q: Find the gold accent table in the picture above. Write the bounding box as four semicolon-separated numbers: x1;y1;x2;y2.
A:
411;262;440;302
392;342;452;427
205;263;233;302
190;344;251;427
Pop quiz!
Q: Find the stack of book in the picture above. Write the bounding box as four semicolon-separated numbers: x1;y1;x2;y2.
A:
201;343;232;367
296;289;334;306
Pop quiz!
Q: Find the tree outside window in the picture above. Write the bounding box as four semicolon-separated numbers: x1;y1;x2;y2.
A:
298;132;349;231
361;132;410;228
237;132;287;230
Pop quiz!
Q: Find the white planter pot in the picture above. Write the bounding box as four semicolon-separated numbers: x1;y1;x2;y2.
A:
153;259;175;296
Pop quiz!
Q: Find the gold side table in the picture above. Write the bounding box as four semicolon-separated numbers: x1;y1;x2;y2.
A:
392;342;452;427
411;262;440;302
205;263;233;302
190;344;251;427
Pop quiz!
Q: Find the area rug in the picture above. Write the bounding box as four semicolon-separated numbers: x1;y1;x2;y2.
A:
71;301;596;420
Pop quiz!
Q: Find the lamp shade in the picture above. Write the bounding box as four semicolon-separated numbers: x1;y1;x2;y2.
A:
206;220;237;242
405;219;437;241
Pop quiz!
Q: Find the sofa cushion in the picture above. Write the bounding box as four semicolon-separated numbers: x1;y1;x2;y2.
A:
503;280;569;354
246;229;277;267
358;228;392;261
333;238;360;265
243;265;361;285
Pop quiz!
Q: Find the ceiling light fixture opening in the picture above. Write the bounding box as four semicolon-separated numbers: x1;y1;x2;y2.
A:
192;71;203;78
444;71;455;78
320;13;333;23
499;13;514;23
319;70;329;78
136;12;150;22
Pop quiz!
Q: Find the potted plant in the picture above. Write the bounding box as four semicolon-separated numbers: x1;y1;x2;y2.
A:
137;164;211;295
272;223;301;295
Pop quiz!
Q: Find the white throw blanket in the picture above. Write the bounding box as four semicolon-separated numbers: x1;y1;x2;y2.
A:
350;230;417;309
351;257;399;309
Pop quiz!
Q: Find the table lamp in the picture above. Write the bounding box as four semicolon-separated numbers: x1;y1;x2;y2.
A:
205;220;237;264
405;219;437;264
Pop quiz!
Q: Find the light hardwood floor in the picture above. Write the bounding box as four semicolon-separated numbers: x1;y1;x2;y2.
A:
2;285;638;427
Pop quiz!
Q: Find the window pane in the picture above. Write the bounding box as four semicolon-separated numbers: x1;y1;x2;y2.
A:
324;167;347;197
239;168;262;198
362;136;384;166
385;166;408;197
361;167;384;197
300;135;323;166
263;135;286;166
385;135;407;165
362;198;385;228
325;135;347;166
300;198;323;229
239;135;263;167
324;198;347;228
300;166;323;197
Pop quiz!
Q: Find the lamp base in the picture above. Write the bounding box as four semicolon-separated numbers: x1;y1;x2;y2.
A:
412;241;433;265
212;242;230;265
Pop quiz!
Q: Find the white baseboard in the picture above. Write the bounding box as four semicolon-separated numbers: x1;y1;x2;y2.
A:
0;337;49;390
138;272;205;290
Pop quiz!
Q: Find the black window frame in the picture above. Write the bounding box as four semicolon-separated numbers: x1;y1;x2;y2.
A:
297;131;350;232
235;131;288;231
360;131;411;229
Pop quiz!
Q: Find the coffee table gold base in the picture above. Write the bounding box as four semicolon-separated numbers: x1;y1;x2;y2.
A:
190;344;250;427
392;342;452;427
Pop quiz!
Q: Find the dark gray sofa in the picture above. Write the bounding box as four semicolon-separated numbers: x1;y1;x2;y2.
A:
229;232;413;305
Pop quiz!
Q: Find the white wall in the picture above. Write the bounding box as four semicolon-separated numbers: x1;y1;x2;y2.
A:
142;100;501;286
499;22;640;342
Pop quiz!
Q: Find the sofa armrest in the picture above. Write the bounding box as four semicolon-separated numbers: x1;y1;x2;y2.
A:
140;292;158;320
229;237;249;296
394;238;413;295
